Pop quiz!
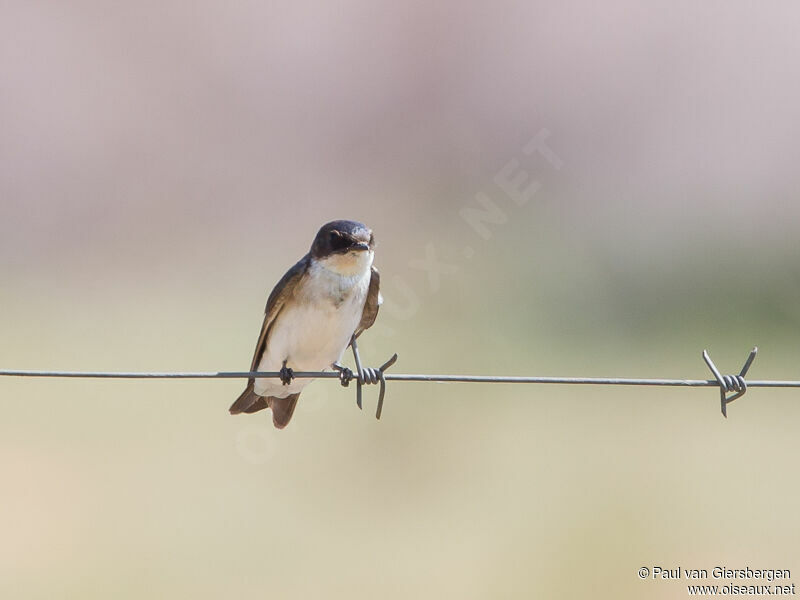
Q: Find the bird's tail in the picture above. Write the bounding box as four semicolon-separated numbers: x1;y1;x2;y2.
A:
229;383;264;414
229;383;300;429
268;394;300;429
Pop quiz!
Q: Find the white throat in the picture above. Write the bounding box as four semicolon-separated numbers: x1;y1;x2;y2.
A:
317;249;374;277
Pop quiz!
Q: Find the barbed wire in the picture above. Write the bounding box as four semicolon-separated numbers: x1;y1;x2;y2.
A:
1;346;796;418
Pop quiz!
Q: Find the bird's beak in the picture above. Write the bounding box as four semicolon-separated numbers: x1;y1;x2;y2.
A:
351;242;370;252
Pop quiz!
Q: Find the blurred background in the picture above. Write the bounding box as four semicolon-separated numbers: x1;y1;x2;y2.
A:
2;1;799;598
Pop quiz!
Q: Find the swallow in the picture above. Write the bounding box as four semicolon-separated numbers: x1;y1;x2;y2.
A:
229;220;381;428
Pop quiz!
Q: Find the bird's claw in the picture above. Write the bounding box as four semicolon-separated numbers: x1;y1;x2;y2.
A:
331;363;355;386
279;363;294;386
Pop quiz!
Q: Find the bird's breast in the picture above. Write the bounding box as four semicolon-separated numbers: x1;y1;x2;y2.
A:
253;257;373;397
263;261;371;369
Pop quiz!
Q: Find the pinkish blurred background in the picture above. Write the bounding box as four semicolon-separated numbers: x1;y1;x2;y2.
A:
2;2;799;598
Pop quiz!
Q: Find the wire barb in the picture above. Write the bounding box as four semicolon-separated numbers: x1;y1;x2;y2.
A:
702;347;758;417
348;334;398;419
365;353;399;419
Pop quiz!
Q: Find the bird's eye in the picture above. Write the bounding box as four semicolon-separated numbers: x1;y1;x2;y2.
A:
329;231;348;251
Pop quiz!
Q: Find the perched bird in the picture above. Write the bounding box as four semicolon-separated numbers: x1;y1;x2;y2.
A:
230;220;381;428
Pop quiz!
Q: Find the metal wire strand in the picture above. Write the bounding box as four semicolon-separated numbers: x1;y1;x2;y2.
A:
1;346;798;418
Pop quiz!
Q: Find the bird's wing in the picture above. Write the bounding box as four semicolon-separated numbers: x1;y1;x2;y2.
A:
353;265;381;339
248;254;310;376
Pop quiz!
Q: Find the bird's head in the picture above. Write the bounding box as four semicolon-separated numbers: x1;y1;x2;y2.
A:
310;220;375;275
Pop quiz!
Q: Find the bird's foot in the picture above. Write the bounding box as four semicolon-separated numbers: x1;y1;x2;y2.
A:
279;362;294;386
331;363;355;387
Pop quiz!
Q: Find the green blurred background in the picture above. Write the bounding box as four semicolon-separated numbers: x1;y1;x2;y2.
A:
2;1;799;598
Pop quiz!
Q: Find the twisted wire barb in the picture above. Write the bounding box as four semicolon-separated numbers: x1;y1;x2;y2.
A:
703;347;758;417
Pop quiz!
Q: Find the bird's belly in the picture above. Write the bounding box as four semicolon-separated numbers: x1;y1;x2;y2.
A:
274;302;359;368
253;296;365;397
